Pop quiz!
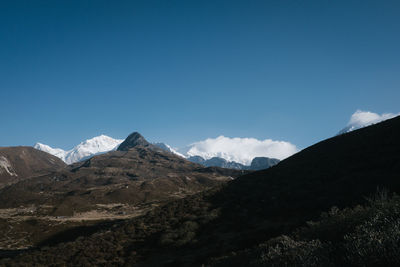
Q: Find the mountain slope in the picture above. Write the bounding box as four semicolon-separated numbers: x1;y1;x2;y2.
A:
0;147;66;187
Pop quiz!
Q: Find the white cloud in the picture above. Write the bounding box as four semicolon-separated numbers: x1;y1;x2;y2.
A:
339;110;400;134
179;136;298;165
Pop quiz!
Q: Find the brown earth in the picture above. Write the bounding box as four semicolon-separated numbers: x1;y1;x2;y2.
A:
0;146;66;188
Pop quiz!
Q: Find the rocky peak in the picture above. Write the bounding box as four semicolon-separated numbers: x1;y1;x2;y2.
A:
117;132;151;151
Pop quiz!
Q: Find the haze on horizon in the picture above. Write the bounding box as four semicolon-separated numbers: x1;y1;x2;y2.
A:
1;1;399;150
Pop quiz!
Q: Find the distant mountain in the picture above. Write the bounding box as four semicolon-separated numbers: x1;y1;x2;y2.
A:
0;147;66;187
187;155;279;170
249;156;280;170
188;156;246;169
34;135;123;164
34;133;282;170
153;142;185;157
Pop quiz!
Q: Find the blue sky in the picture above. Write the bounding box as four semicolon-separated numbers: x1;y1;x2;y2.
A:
1;0;399;150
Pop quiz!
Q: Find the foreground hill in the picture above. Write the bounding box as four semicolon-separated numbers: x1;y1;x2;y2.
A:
2;116;400;265
0;147;66;187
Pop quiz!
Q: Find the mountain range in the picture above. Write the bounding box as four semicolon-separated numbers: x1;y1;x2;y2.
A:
34;135;280;170
34;111;396;171
1;114;399;265
187;155;280;170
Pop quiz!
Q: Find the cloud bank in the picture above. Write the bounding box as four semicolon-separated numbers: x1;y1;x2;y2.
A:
179;136;298;165
339;110;400;134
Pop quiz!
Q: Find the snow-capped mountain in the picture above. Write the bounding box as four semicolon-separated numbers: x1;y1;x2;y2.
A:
338;110;400;135
34;135;124;164
33;143;69;162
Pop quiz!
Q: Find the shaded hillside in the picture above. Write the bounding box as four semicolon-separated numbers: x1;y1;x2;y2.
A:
211;192;400;266
0;147;66;187
3;116;399;265
222;114;400;218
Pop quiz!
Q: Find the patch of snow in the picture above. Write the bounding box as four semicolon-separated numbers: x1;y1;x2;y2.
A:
0;156;18;177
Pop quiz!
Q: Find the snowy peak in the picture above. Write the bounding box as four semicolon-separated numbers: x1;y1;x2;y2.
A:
34;135;123;164
34;143;68;162
74;135;123;153
67;135;124;164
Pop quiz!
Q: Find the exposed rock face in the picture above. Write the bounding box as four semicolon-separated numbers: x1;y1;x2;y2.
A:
117;132;153;151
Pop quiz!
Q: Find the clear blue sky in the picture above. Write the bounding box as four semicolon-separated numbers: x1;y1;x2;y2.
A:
1;0;399;150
